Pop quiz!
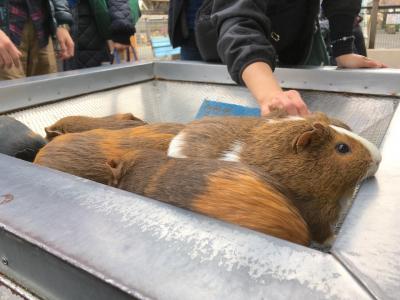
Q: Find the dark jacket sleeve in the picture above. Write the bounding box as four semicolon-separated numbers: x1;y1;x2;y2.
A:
210;0;276;85
51;0;73;26
322;0;361;57
107;0;136;45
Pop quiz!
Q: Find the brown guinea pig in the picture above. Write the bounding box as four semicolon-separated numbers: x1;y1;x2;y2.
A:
106;149;311;246
35;123;185;184
45;113;147;140
168;112;382;243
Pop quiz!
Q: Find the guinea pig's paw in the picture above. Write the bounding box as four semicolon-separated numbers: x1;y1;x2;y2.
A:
310;234;337;251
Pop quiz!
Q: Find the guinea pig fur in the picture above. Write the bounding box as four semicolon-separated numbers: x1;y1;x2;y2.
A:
168;112;382;243
106;149;311;246
35;123;185;184
45;113;147;141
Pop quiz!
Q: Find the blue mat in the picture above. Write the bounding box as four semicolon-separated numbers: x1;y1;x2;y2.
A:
195;100;261;119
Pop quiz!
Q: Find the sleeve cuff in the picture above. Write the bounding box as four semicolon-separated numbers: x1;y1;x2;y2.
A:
111;34;132;45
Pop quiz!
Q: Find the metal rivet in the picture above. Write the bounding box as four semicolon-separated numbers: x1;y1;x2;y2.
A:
1;256;8;266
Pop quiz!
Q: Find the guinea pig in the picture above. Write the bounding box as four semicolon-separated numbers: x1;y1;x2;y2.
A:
35;123;185;184
0;116;47;162
168;112;382;243
106;149;311;246
45;113;147;140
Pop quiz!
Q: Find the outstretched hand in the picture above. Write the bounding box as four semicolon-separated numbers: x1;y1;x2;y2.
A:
260;90;309;116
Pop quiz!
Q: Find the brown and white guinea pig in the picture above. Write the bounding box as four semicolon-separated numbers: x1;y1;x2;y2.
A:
106;149;311;246
45;113;147;141
167;112;382;243
34;123;185;184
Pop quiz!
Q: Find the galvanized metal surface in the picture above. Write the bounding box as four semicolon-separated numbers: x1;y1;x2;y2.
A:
154;61;400;96
7;80;397;142
0;62;153;114
0;155;372;300
332;106;400;300
0;61;400;116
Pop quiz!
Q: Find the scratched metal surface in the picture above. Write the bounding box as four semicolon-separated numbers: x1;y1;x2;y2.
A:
0;155;372;300
332;106;400;300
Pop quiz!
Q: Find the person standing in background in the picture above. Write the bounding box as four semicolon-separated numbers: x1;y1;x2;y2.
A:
169;0;386;116
0;0;74;80
64;0;137;70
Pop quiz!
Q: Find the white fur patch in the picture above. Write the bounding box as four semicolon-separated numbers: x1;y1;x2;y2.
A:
220;141;243;162
167;132;187;158
330;125;382;177
268;116;305;123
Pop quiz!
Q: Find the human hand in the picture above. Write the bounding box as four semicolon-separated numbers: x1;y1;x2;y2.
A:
0;30;22;69
260;90;309;116
242;62;309;117
109;41;130;52
336;53;387;69
56;27;74;60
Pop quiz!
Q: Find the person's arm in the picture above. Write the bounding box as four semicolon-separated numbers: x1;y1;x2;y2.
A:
51;0;74;60
107;0;136;49
322;0;386;68
0;30;22;69
242;62;308;116
211;0;308;116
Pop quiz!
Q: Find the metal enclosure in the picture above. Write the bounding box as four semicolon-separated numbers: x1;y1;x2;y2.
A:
0;61;399;300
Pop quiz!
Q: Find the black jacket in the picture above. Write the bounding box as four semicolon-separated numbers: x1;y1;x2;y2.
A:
107;0;135;44
64;0;135;70
48;0;74;35
64;0;110;70
169;0;361;84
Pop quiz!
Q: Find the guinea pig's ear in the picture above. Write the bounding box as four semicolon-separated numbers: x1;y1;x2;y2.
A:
292;122;331;153
44;127;63;140
106;159;124;187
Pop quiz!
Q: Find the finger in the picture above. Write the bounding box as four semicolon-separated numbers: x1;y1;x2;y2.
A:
282;99;298;116
260;105;271;117
0;49;13;68
286;90;309;116
58;39;67;60
362;58;382;68
67;39;74;58
7;44;21;68
270;97;285;111
0;52;5;68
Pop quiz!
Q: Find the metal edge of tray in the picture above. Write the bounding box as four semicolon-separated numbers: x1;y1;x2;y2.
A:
154;61;400;97
0;155;372;300
0;62;154;114
1;61;400;115
331;101;400;300
0;273;41;300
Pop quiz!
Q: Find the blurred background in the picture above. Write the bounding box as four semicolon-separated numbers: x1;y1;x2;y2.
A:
133;0;400;67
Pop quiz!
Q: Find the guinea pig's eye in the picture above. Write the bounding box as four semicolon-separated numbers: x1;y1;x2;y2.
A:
335;143;351;154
